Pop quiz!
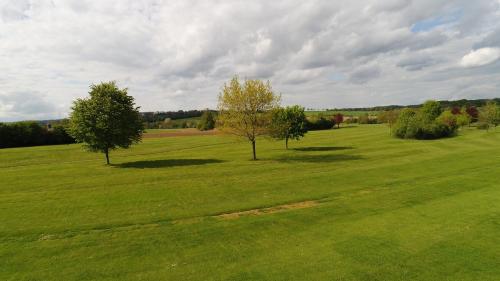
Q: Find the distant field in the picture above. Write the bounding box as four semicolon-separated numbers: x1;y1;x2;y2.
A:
148;116;202;129
144;128;184;133
1;125;500;280
174;116;201;123
144;128;219;138
306;110;380;117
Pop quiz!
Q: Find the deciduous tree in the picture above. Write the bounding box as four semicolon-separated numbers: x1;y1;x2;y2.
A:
455;110;471;127
333;113;344;128
479;101;500;131
68;82;143;164
217;76;280;160
451;106;461;115
197;109;216;131
271;105;308;149
420;100;442;121
465;106;479;123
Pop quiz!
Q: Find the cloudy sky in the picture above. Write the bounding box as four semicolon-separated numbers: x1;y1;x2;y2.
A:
1;0;500;121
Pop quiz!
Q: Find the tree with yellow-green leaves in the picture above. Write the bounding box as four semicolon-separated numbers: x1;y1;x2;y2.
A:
217;76;280;160
479;101;500;131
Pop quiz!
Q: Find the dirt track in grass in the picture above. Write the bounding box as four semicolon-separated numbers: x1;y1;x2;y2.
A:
215;200;320;220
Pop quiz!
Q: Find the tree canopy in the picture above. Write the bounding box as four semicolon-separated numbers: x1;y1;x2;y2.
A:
420;100;442;122
68;81;144;164
479;101;500;131
197;110;216;131
217;76;280;160
333;113;344;128
271;105;308;149
393;101;458;139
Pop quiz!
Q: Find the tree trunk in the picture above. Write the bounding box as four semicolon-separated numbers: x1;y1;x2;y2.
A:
251;140;257;160
285;137;289;150
105;148;110;165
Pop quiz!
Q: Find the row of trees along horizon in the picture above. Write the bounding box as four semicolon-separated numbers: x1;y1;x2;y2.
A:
1;78;500;161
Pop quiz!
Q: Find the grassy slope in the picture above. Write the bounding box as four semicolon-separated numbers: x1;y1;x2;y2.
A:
1;125;499;280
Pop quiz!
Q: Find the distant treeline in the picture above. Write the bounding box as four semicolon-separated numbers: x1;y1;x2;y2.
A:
0;121;74;149
327;98;500;112
141;110;208;123
141;110;217;129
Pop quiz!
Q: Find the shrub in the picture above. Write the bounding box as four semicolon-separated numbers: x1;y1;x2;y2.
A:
344;117;357;124
436;111;457;128
420;100;442;122
305;116;334;130
478;101;500;130
455;112;471;127
0;121;75;149
393;101;457;140
197;110;216;131
393;109;417;138
358;113;377;124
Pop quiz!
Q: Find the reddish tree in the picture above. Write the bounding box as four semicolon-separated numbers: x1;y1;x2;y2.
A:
451;106;461;115
465;106;479;121
333;113;344;128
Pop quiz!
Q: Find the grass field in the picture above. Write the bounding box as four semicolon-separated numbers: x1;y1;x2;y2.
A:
1;125;500;280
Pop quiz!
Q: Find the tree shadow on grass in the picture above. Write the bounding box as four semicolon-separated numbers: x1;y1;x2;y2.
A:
114;159;225;169
293;146;354;152
277;154;363;163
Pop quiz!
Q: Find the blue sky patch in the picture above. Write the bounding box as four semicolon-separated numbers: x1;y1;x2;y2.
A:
411;9;463;32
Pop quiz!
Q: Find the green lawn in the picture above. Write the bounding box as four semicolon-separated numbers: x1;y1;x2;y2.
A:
1;125;499;280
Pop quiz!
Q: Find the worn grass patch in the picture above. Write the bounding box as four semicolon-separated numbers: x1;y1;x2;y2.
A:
216;200;320;219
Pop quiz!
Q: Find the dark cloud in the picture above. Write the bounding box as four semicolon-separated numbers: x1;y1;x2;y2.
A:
474;28;500;49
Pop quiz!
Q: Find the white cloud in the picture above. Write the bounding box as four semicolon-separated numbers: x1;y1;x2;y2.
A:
460;47;500;67
1;0;500;121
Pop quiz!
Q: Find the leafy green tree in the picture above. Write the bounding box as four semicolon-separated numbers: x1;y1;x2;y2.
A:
358;113;370;124
217;76;280;160
305;116;334;130
436;110;457;128
393;109;417;138
394;102;457;139
197;109;216;131
420;100;442;121
455;111;471;127
271;105;308;149
479;101;500;131
68;82;144;164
